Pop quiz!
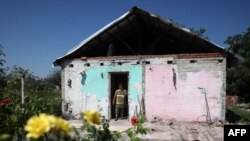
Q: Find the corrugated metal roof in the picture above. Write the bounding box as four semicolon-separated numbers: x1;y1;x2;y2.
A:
57;11;130;61
53;6;225;65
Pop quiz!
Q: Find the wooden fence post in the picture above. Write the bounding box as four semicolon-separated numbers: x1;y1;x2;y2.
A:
21;74;25;104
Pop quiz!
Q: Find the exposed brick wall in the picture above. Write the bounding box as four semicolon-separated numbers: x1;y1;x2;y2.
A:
178;53;223;59
226;96;239;106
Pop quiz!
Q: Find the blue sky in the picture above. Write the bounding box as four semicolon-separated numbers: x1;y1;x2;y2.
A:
0;0;249;77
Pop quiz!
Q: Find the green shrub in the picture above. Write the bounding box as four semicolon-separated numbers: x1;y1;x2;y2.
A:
0;93;61;140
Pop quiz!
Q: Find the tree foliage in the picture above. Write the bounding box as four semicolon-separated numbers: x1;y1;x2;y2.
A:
190;27;209;40
0;44;5;73
0;45;6;91
225;27;250;57
168;18;209;40
226;27;250;102
45;69;61;89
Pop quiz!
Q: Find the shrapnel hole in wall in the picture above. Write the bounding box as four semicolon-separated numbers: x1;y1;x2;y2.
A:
167;61;173;64
190;60;197;63
172;68;177;90
143;61;150;64
69;64;74;67
67;79;72;87
84;63;90;67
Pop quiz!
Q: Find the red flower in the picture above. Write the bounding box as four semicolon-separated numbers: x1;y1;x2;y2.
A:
0;98;12;106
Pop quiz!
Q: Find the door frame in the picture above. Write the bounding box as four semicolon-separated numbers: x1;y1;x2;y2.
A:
108;72;129;120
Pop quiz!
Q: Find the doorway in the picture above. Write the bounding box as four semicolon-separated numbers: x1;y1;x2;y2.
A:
110;72;129;119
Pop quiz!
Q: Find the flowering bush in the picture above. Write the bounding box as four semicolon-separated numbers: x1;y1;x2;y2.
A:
22;110;148;141
83;110;101;125
24;113;72;140
25;114;52;139
0;48;63;140
0;98;11;106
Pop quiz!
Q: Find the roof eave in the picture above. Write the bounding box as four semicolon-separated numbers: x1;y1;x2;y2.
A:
53;6;227;66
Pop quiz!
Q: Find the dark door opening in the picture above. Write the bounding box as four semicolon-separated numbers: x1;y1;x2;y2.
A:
110;73;129;119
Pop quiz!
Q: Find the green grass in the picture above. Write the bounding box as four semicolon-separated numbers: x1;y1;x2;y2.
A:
226;106;250;124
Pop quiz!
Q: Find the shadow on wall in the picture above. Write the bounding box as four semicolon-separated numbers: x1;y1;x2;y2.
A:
81;72;87;86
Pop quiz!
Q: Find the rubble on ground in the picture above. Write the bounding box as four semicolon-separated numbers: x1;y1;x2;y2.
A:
139;117;224;141
237;103;250;111
70;119;224;141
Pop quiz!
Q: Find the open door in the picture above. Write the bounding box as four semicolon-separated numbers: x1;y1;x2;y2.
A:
110;72;129;119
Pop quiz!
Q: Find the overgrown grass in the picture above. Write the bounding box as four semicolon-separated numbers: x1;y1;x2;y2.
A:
226;106;250;124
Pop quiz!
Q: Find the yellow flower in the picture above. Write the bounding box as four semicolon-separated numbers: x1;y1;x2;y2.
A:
53;117;72;132
24;113;51;139
84;110;101;125
25;113;72;139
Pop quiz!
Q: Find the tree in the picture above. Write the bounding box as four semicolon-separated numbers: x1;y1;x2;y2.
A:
0;44;5;73
0;45;6;92
45;69;61;89
225;27;250;58
2;66;38;97
190;27;209;40
168;18;209;40
225;27;250;102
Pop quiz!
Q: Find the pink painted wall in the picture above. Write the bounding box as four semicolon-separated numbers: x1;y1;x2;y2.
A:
145;65;223;121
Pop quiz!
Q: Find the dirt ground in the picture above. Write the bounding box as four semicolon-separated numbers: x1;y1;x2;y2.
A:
140;121;223;141
70;119;224;141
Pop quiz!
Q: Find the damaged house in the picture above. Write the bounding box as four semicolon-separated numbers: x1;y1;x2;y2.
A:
54;7;230;122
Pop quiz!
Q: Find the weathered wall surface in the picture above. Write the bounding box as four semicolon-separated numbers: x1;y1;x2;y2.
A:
145;58;226;122
61;59;143;119
61;56;226;122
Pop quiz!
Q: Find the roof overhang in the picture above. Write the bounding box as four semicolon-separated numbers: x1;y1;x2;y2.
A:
53;6;231;66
